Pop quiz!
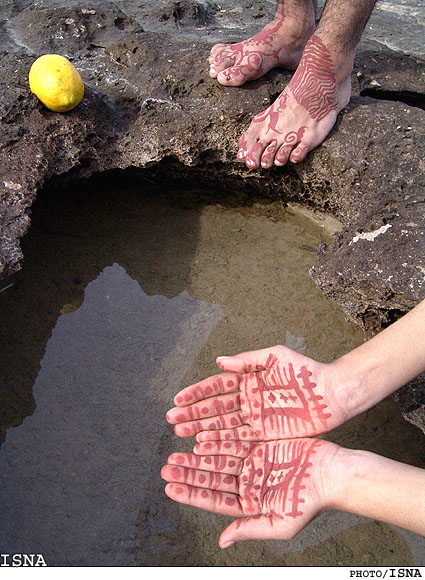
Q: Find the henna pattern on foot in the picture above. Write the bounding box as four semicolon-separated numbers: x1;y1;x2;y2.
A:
237;34;352;169
289;34;338;122
209;4;315;87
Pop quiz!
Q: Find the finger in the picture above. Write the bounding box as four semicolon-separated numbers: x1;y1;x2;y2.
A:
164;483;243;517
161;464;238;494
167;452;242;475
196;427;261;442
193;440;258;458
174;372;241;407
219;514;300;547
166;392;241;425
174;410;245;438
216;348;280;374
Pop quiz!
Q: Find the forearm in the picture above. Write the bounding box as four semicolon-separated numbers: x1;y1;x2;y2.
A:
330;447;425;536
331;299;425;416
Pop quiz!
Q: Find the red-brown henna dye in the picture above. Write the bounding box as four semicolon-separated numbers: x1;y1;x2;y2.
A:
213;15;286;83
241;354;331;438
252;92;289;134
238;439;320;522
289;34;337;122
275;126;307;163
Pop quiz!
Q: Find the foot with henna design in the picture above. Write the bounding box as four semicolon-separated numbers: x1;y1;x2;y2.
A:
210;0;379;167
237;33;353;169
209;1;315;87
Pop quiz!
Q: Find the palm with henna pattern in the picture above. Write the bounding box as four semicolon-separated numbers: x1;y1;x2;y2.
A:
166;345;348;442
162;437;341;547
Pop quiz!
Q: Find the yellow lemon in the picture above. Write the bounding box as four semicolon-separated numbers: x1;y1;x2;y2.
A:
29;54;84;112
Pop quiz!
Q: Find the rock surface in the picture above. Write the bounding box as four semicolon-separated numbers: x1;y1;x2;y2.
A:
0;0;424;431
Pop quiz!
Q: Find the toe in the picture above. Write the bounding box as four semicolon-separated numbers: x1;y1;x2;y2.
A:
246;141;266;170
274;144;292;166
274;126;309;166
210;43;227;60
260;140;278;168
216;66;249;87
210;58;235;79
237;134;248;163
290;142;310;163
209;47;237;78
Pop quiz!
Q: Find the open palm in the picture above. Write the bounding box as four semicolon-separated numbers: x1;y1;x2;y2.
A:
161;437;339;547
166;345;348;442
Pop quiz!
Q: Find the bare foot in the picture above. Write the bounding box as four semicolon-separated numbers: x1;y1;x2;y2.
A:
237;34;353;169
209;8;315;87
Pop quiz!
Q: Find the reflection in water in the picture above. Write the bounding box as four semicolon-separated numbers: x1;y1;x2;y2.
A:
0;264;222;565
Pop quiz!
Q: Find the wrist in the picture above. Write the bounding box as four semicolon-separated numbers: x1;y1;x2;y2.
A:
323;446;425;535
324;446;373;512
328;353;374;422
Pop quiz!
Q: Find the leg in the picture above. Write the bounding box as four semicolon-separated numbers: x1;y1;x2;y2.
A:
209;0;316;87
238;0;378;169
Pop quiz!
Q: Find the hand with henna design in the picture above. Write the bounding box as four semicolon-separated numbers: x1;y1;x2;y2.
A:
167;299;425;443
162;437;340;547
164;300;425;545
166;345;347;441
162;437;425;547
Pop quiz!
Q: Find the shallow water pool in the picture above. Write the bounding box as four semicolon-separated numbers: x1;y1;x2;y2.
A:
0;179;424;566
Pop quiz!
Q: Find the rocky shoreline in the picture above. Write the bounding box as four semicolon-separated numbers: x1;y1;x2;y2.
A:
1;0;424;432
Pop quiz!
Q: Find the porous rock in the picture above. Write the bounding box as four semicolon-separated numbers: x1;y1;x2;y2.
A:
0;0;424;432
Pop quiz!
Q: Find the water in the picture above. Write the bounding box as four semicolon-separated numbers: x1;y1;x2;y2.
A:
0;178;424;566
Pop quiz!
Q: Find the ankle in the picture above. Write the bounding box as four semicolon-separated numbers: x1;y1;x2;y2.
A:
268;15;315;54
301;33;354;84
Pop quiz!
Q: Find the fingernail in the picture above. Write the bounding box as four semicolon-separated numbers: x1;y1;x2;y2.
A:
221;541;234;549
